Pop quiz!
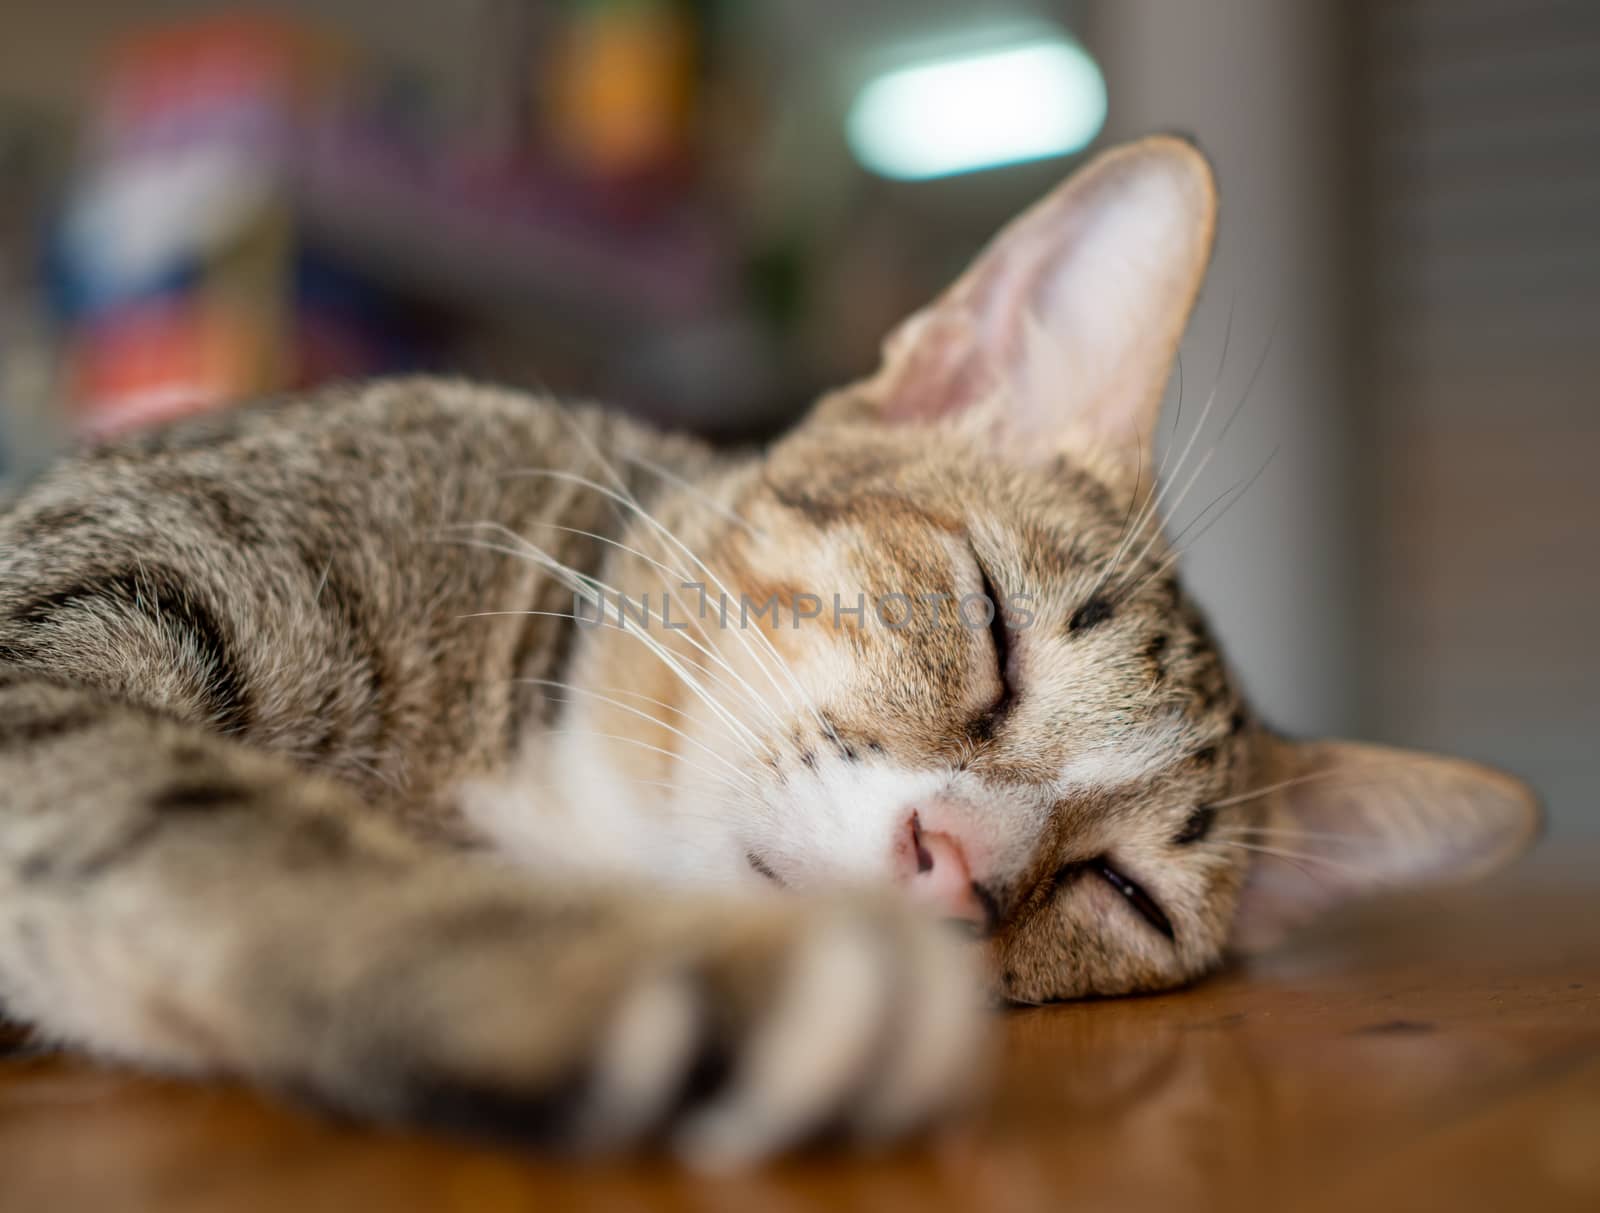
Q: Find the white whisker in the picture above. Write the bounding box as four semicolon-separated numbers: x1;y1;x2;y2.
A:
615;448;769;541
542;728;761;796
1121;442;1280;599
1214;310;1280;448
1115;316;1280;593
1101;305;1238;592
455;601;771;757
1212;826;1372;849
441;527;771;755
500;431;786;727
504;467;824;733
1206;766;1397;809
448;522;790;736
522;677;760;790
1208;838;1361;874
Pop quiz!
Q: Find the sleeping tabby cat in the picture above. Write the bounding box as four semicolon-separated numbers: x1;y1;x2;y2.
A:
0;137;1538;1166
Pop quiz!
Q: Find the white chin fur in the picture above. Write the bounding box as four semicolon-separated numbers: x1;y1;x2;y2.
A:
457;705;1051;898
454;721;934;894
454;726;754;889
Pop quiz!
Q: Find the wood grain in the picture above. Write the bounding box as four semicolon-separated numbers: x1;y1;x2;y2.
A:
3;851;1597;1213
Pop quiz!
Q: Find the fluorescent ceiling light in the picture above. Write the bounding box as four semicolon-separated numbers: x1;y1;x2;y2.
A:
847;39;1107;181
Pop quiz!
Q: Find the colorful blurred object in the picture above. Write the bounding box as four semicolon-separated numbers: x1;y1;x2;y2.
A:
48;4;735;438
545;0;699;185
53;14;340;433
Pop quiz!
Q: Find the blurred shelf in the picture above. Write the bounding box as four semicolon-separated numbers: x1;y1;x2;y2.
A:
293;122;734;331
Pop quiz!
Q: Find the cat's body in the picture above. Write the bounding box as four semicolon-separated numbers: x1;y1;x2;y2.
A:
0;139;1538;1165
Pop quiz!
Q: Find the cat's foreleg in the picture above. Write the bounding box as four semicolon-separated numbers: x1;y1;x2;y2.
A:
0;676;984;1163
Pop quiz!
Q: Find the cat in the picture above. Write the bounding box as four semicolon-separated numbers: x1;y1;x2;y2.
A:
0;136;1538;1167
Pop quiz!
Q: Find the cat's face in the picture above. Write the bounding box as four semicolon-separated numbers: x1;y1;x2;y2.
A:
710;418;1257;1001
564;137;1539;1001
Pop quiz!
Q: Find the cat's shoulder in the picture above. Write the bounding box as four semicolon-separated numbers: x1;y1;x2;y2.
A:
84;375;566;457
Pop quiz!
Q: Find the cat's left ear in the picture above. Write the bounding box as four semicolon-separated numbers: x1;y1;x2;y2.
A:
1228;737;1543;952
831;135;1217;474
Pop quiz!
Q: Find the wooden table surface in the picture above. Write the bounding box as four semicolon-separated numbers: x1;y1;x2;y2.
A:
4;851;1598;1213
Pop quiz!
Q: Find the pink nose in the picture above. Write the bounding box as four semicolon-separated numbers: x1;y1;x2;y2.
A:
902;813;990;928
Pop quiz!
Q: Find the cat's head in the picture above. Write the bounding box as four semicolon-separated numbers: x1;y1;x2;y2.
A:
571;136;1540;1001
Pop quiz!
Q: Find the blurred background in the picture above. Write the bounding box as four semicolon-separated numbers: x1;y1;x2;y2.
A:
0;1;1594;833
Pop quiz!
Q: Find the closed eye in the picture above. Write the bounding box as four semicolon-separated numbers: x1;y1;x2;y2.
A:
976;561;1014;720
1055;857;1176;942
1174;805;1216;845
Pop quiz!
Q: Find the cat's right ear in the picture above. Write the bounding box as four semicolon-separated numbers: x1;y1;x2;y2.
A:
821;135;1217;478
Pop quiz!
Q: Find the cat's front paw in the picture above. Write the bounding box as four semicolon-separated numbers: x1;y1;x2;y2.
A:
650;897;990;1169
329;892;989;1166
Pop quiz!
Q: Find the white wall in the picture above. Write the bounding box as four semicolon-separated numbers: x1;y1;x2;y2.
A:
1085;0;1359;738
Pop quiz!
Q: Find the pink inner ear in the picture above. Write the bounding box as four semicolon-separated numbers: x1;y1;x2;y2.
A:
874;240;1091;433
1229;846;1350;954
1229;740;1542;954
860;139;1218;461
876;309;997;425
